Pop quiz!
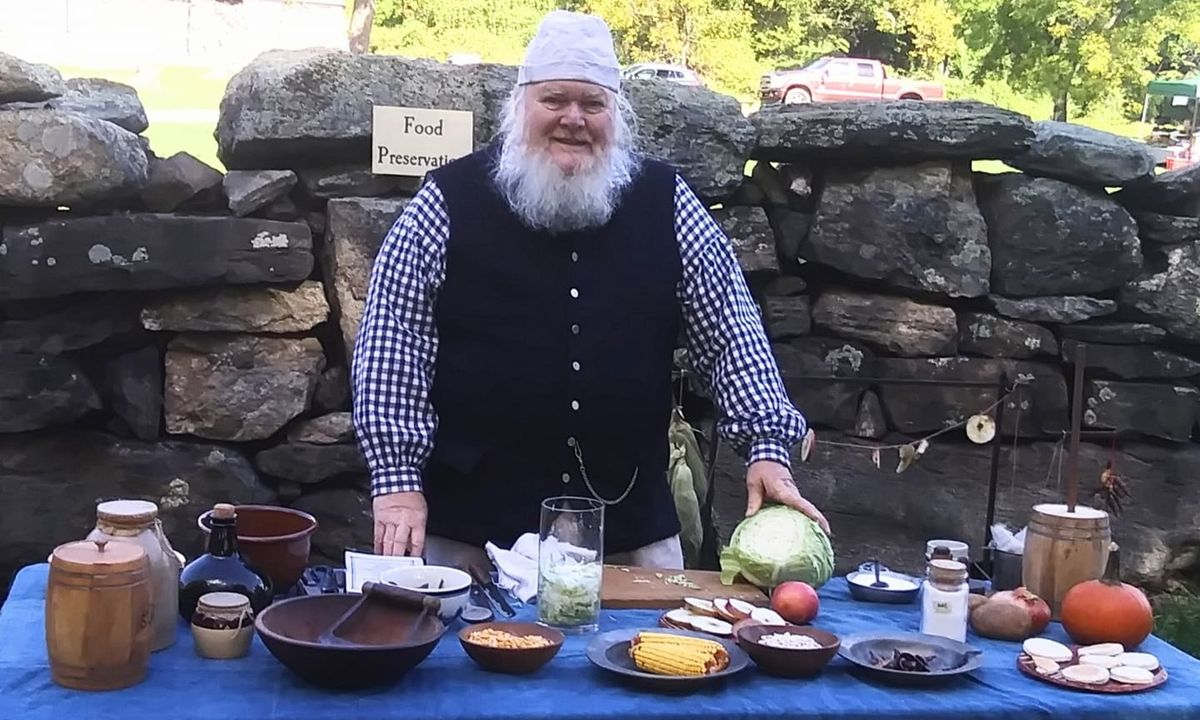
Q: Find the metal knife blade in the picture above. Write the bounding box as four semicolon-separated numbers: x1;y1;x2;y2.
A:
470;567;515;617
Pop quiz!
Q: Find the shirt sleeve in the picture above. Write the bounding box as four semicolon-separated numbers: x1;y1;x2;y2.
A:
673;173;808;468
351;179;449;496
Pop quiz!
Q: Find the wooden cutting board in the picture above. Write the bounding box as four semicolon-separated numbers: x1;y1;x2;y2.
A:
600;565;768;609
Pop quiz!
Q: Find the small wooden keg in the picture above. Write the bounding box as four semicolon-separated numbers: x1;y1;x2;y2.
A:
46;538;152;691
1022;503;1111;619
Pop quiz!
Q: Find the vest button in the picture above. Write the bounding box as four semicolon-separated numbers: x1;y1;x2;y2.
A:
561;472;571;483
567;436;576;447
570;288;579;298
571;400;580;411
570;324;580;335
571;251;579;262
572;361;581;371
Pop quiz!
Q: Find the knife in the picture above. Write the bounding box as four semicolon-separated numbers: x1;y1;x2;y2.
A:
470;566;516;617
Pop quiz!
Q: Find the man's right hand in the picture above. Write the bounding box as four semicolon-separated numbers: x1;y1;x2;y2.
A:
373;491;427;557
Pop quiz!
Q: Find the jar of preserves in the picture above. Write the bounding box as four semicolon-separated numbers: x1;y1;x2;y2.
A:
85;499;182;652
190;592;254;659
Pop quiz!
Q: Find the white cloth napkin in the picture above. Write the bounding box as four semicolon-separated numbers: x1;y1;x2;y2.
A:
485;533;599;603
486;533;540;603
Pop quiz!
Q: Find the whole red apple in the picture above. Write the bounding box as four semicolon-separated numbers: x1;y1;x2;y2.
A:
771;581;820;624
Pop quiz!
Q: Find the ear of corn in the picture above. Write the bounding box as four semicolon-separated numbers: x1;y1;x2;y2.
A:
628;631;730;676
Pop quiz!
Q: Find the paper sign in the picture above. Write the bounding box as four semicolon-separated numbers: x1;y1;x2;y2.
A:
371;106;474;176
344;549;424;593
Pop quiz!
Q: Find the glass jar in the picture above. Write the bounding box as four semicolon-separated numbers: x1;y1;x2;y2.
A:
537;496;604;633
920;558;969;642
179;503;273;620
191;592;254;659
86;499;181;652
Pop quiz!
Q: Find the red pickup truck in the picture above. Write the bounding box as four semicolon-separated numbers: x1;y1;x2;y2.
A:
760;56;945;104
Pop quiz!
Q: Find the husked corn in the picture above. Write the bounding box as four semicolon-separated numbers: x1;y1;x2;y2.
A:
628;631;729;676
631;645;712;676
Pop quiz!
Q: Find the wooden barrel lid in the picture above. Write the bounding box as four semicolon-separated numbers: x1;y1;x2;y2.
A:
51;539;146;573
97;499;159;525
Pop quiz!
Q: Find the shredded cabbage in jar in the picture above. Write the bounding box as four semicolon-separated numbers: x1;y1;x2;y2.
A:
538;559;602;627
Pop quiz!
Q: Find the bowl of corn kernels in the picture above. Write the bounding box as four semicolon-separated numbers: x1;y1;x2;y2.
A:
458;622;565;674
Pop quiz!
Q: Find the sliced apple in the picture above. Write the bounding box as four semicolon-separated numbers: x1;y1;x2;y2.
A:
712;598;738;622
690;616;733;636
727;598;757;620
664;608;699;629
750;607;786;626
684;597;717;617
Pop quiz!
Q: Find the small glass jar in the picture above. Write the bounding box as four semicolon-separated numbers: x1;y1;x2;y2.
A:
920;559;969;642
191;592;254;659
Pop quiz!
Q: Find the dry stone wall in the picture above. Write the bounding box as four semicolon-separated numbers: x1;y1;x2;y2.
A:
3;48;1200;592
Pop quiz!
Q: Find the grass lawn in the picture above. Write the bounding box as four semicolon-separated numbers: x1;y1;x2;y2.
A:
56;63;231;169
1153;589;1200;659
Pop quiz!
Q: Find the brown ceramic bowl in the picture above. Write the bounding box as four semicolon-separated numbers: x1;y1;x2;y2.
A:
255;594;444;689
458;622;565;674
199;504;317;591
735;624;841;678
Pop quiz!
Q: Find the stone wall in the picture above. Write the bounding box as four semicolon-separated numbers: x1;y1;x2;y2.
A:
3;48;1200;593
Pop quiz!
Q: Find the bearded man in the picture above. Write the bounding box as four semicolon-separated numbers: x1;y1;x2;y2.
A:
351;10;827;571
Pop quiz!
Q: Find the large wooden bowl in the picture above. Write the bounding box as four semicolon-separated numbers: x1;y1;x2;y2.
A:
255;594;444;689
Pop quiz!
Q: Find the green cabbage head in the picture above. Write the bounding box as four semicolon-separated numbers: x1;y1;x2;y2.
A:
719;504;834;590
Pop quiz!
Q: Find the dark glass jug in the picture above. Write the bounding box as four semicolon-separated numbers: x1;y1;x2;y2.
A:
179;503;273;619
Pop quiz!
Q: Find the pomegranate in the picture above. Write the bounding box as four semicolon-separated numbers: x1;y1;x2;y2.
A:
990;587;1052;634
770;581;820;624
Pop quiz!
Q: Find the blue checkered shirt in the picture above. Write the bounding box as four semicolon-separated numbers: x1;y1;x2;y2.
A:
351;171;808;497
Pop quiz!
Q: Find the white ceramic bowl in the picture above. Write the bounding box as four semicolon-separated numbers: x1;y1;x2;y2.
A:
379;565;472;622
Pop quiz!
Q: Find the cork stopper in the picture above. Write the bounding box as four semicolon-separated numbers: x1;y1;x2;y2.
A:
212;503;236;520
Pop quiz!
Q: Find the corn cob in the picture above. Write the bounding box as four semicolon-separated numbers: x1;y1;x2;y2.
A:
632;632;723;652
630;645;713;676
628;631;730;676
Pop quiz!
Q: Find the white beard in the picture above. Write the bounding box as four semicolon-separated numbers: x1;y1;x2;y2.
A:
492;105;639;233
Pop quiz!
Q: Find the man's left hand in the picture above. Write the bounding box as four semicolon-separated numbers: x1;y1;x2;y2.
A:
745;460;830;534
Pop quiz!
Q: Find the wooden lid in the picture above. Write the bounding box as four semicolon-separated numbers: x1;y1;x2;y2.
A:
51;539;146;573
97;499;158;525
1032;503;1108;520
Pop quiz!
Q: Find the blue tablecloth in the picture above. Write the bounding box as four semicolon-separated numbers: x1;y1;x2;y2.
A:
3;563;1200;720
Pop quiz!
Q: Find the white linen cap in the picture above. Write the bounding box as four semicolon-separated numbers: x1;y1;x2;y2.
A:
518;10;621;93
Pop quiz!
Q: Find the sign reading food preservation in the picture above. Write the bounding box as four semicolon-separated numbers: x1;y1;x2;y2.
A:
371;106;474;176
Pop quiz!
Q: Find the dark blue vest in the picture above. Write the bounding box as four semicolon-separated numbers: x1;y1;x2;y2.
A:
423;144;684;555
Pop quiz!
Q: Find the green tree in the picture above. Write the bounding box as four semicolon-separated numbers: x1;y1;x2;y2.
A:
960;0;1200;121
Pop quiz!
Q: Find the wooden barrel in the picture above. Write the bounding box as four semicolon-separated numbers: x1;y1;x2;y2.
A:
46;539;152;691
1022;503;1111;619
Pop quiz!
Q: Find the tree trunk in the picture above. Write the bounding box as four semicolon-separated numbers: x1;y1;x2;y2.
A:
1053;91;1068;122
348;0;375;55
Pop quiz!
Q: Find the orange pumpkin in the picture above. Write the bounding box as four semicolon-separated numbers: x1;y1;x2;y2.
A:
1060;545;1154;649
